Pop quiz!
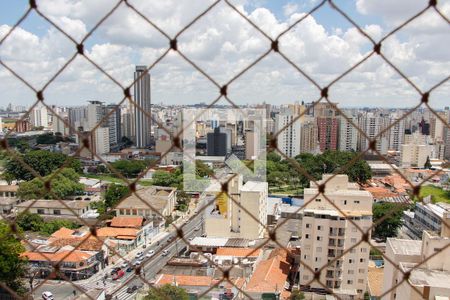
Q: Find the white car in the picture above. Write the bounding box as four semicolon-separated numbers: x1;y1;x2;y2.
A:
42;291;54;300
162;250;170;256
146;250;155;258
135;251;144;258
121;262;129;268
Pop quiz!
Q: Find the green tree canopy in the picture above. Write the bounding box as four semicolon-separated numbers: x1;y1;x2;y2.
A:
152;170;182;188
0;221;26;294
373;202;407;241
17;168;84;200
144;284;189;300
16;212;78;235
4;150;81;181
111;160;148;178
104;184;131;208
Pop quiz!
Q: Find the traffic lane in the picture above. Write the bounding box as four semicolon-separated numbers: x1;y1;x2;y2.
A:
110;222;203;297
33;281;85;300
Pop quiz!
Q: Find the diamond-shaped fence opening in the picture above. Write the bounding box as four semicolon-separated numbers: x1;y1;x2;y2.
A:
0;0;449;300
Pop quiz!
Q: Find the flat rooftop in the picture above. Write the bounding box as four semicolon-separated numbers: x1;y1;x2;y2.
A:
387;238;422;256
241;181;267;192
401;262;450;289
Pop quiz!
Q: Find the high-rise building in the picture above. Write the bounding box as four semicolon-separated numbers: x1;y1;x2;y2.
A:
275;112;301;157
30;103;49;128
207;126;230;156
121;108;135;142
400;132;433;168
388;114;405;151
205;174;268;240
314;102;339;152
339;115;358;151
358;112;389;154
134;66;151;148
245;130;260;160
106;104;121;147
93;127;110;157
299;174;373;299
86;101;104;131
68;106;88;133
300;117;319;154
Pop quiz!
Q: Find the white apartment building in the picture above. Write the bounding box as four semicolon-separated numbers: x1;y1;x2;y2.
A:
275;112;301;158
205;174;268;240
382;220;450;300
339;115;358;151
388;115;405;151
300;174;373;299
358;112;389;154
400;133;433;168
93;127;110;156
30;104;49;128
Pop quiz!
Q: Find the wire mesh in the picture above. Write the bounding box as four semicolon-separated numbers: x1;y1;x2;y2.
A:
0;0;449;299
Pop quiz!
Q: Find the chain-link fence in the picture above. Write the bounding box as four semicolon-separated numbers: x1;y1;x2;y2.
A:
0;0;449;299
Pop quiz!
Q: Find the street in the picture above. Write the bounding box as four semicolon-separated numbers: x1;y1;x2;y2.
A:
32;197;207;300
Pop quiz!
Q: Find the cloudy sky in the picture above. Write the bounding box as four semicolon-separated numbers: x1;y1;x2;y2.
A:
0;0;449;108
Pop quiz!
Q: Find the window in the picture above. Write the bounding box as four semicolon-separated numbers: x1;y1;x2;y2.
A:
358;279;364;284
348;270;354;274
37;209;45;214
317;236;322;241
317;225;322;230
354;200;360;204
303;275;309;280
349;259;353;264
360;258;364;263
316;247;322;253
315;198;321;202
352;227;357;232
306;223;310;228
347;280;353;284
344;200;347;205
351;238;357;243
305;234;310;239
361;248;367;253
53;209;61;215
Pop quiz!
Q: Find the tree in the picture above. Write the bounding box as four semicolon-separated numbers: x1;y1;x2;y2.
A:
424;156;432;169
0;221;26;294
290;290;305;300
16;212;78;235
195;161;214;178
17;168;84;200
104;184;130;208
372;203;406;241
152;170;182;188
144;284;189;300
4;150;81;181
111;160;148;178
176;191;190;212
16;212;44;232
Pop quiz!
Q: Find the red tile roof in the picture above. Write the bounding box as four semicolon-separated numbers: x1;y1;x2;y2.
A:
156;274;213;287
110;216;144;228
22;250;94;263
246;249;290;294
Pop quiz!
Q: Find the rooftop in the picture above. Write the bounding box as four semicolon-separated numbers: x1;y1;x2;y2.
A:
387;238;422;256
245;248;290;293
96;227;138;239
241;181;267;192
0;185;19;192
155;274;213;287
115;186;175;211
367;266;384;298
216;247;261;257
16;200;90;210
401;262;450;289
22;250;95;263
110;216;144;228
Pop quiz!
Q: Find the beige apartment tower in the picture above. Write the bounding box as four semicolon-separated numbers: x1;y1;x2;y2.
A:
299;174;373;299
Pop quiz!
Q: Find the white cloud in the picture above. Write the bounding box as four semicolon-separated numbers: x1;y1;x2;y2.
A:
0;0;448;108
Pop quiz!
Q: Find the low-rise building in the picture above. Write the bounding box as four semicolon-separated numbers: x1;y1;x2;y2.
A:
114;186;176;218
16;200;91;221
402;202;450;240
382;228;450;300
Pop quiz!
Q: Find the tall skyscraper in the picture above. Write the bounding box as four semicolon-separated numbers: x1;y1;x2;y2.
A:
106;104;121;147
30;103;49;128
314;102;339;152
134;66;151;148
300;117;319;154
207;127;230;156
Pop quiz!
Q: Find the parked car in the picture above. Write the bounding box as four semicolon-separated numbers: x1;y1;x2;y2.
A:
162;250;170;256
126;266;134;272
146;250;155;258
126;285;138;293
110;267;121;275
112;269;125;280
121;262;129;268
42;291;54;300
135;251;144;258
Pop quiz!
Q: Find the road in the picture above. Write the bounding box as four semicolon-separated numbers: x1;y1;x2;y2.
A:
32;197;208;300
